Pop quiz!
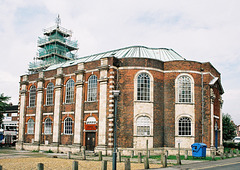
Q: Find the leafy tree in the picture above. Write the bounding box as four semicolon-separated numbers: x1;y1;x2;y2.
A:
223;113;236;141
0;93;11;125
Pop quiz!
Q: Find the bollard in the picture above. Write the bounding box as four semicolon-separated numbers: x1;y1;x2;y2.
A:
176;154;181;165
131;150;134;158
220;152;224;159
178;143;180;155
72;161;78;170
148;150;150;158
37;163;44;170
144;157;149;169
211;151;216;161
230;150;234;157
236;149;239;156
99;151;102;161
225;152;229;158
138;153;142;163
67;151;71;159
125;158;131;170
118;151;122;162
0;165;2;170
162;154;167;168
146;140;149;158
82;149;86;160
161;153;164;165
101;160;107;170
184;150;188;160
165;150;168;158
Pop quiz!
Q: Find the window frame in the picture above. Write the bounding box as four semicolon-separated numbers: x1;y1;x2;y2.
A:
29;85;36;107
27;118;34;134
44;118;52;134
137;73;150;101
136;116;151;136
46;83;54;105
87;75;98;102
178;117;192;136
65;79;75;104
64;117;73;135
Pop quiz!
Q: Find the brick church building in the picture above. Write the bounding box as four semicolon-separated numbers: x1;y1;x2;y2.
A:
16;18;224;155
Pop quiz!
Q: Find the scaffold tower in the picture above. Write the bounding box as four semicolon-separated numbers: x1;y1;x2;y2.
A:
29;15;78;73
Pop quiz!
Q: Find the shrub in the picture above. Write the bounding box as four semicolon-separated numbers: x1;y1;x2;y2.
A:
45;149;54;153
228;142;236;148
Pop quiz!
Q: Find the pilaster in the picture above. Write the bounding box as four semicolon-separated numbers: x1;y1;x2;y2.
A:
73;63;85;146
34;72;44;147
52;68;63;147
17;75;28;150
210;88;216;147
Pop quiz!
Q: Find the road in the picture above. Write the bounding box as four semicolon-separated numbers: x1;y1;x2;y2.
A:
159;157;240;170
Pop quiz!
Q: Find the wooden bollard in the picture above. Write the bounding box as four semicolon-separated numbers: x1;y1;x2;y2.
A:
138;152;142;163
236;149;239;156
220;152;224;159
161;153;164;165
101;160;107;170
37;163;44;170
72;161;78;170
118;151;122;162
165;150;168;158
82;148;86;160
125;158;131;170
146;140;149;158
162;154;167;168
67;151;71;159
144;157;149;169
184;150;188;160
131;150;134;158
99;151;102;161
0;165;2;170
176;154;181;165
230;150;234;157
211;151;216;161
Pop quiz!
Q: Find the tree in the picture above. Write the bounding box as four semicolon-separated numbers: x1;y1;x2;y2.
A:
0;93;11;125
223;113;236;141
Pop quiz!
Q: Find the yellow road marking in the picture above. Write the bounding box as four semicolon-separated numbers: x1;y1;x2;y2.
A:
195;161;240;170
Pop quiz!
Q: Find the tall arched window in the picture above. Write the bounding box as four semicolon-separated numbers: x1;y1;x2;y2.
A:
44;118;52;134
178;75;192;103
29;85;36;107
87;75;97;101
46;83;54;105
136;116;150;136
65;79;74;104
64;117;73;134
137;73;150;101
27;119;34;134
178;117;192;136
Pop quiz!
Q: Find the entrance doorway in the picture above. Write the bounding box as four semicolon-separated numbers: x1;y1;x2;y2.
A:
86;132;96;151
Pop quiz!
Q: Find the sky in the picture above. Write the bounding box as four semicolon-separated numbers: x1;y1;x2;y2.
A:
0;0;239;124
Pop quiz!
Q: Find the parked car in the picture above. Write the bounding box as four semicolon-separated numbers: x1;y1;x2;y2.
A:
233;137;240;143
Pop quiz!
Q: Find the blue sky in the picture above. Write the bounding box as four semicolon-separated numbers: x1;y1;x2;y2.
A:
0;0;240;124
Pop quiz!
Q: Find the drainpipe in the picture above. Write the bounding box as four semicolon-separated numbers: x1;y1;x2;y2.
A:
201;68;204;143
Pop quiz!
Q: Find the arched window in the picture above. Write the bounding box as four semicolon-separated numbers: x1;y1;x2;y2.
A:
178;75;192;103
65;79;74;104
27;119;34;134
29;85;36;107
178;117;192;136
136;116;150;136
137;73;150;101
46;83;54;105
64;117;73;134
86;116;97;124
87;75;97;101
44;118;52;134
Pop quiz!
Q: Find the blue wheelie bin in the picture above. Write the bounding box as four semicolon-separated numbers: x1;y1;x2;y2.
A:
191;143;207;158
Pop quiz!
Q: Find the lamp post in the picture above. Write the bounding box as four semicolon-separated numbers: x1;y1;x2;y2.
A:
112;90;120;170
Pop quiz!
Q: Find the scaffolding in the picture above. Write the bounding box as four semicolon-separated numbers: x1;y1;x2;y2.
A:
29;15;78;74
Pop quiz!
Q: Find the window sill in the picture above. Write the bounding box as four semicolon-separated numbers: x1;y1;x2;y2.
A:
61;133;73;136
133;135;153;137
85;100;98;103
134;100;153;103
27;106;36;108
175;103;195;105
44;104;54;106
176;135;194;138
63;102;75;105
43;133;52;135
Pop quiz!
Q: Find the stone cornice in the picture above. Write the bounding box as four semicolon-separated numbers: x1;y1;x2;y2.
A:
75;80;84;86
97;65;109;71
20;90;27;94
37;78;44;82
20;81;29;85
54;84;63;89
54;74;64;79
37;88;44;92
98;77;108;83
75;69;85;75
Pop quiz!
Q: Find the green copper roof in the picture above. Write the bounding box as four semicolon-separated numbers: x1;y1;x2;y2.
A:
46;46;185;71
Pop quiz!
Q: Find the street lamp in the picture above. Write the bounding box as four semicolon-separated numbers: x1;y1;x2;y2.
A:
112;90;120;170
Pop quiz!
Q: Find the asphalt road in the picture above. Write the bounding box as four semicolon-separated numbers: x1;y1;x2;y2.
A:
159;157;240;170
